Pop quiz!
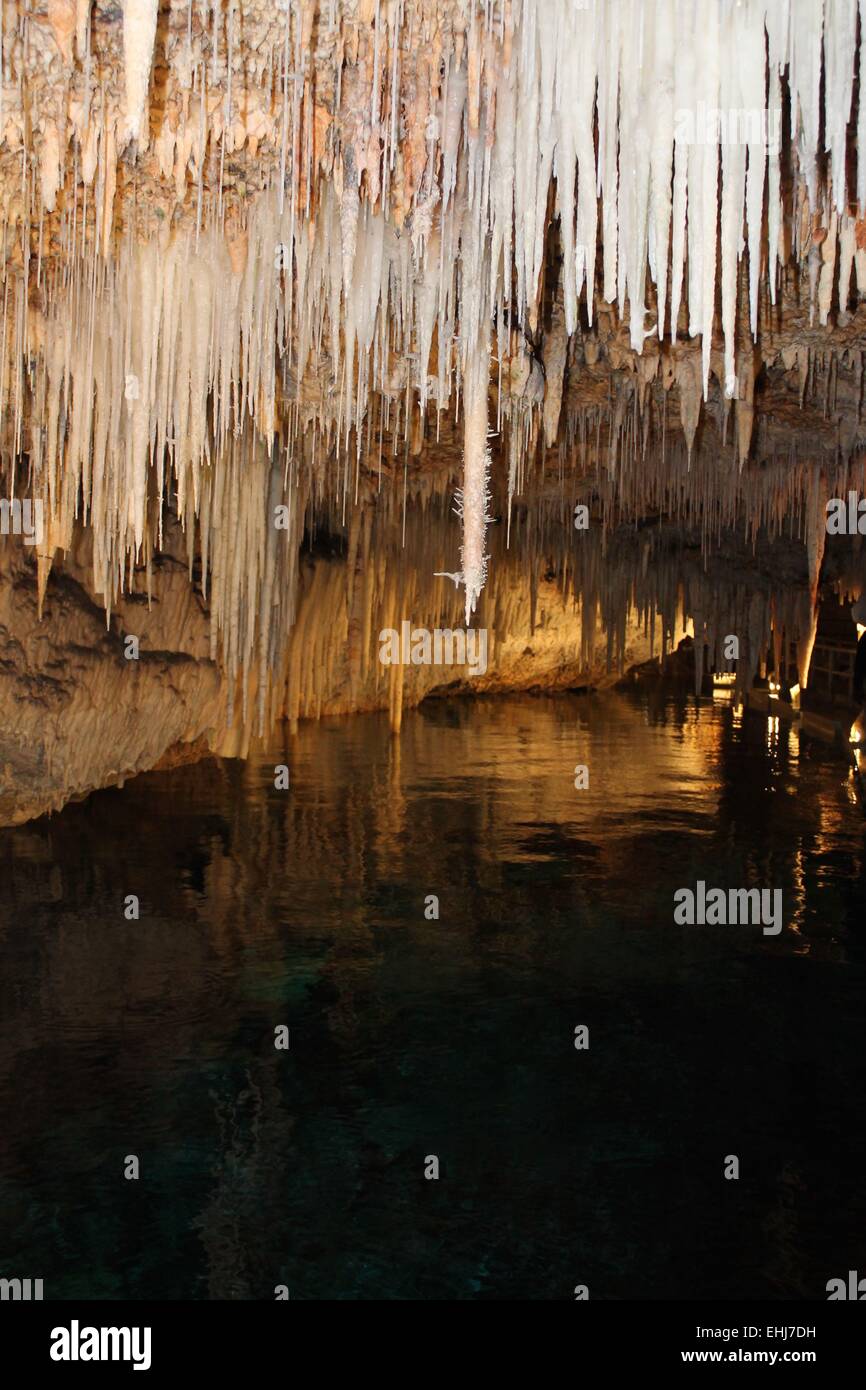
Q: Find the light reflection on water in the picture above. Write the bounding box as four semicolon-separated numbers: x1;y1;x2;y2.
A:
0;690;864;1300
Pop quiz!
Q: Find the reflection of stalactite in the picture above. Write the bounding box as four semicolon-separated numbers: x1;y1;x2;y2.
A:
761;1163;809;1300
193;1069;290;1302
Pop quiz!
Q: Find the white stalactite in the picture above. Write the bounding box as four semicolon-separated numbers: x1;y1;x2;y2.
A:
1;0;865;723
458;332;492;626
122;0;158;147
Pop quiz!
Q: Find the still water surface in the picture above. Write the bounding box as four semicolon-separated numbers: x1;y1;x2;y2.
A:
1;690;864;1299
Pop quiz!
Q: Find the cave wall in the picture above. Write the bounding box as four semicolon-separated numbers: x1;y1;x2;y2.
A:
0;517;674;825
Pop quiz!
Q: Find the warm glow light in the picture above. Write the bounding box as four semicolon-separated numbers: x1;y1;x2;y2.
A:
850;722;862;745
857;625;866;639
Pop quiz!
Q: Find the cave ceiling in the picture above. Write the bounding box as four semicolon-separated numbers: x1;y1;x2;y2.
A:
1;1;866;715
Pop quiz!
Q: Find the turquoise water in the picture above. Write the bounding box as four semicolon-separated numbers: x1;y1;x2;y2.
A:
0;690;864;1299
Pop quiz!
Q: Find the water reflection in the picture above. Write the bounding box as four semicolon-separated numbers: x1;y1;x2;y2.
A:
0;691;864;1299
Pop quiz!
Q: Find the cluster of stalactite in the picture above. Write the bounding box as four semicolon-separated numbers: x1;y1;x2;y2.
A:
3;1;866;727
490;498;843;698
261;490;858;730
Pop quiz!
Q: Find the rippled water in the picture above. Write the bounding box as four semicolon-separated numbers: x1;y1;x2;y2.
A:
1;689;864;1300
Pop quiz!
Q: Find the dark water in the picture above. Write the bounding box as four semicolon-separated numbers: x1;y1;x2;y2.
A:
1;690;864;1301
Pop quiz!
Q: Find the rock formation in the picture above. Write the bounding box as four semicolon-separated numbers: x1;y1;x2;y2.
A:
2;1;866;821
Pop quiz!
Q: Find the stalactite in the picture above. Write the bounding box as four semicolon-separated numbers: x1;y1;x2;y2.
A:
121;0;159;148
454;326;492;625
1;1;865;740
